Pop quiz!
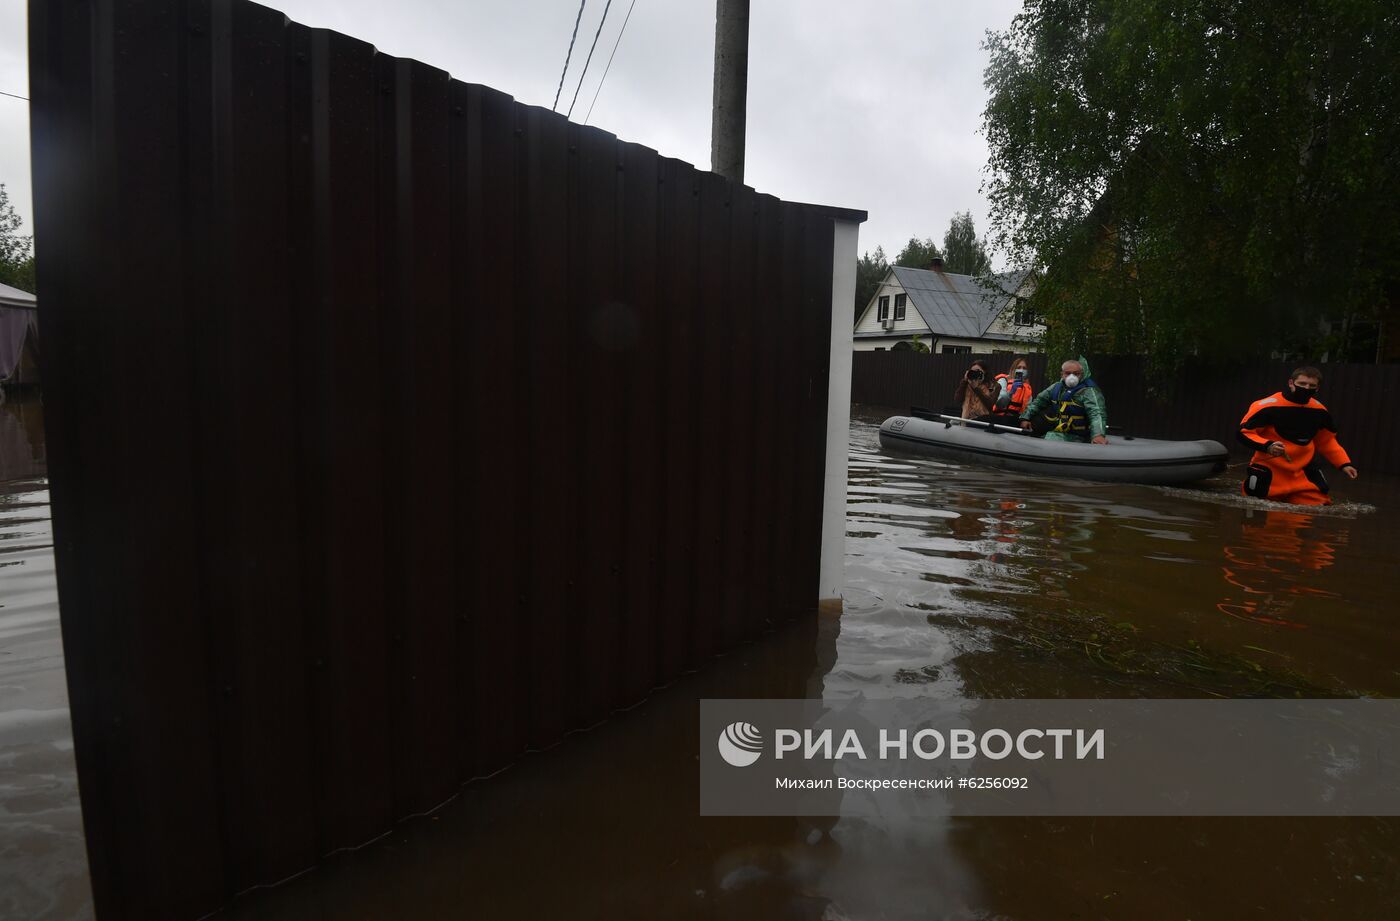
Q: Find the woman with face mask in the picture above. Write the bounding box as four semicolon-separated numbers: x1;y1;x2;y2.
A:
1018;357;1108;444
952;360;996;423
989;357;1035;426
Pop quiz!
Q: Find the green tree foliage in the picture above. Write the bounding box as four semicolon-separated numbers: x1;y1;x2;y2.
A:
0;257;36;295
894;236;941;269
0;260;36;295
0;184;35;294
982;0;1400;368
942;211;992;276
854;245;889;319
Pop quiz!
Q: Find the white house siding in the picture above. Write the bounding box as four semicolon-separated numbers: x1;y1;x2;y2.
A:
933;336;1034;355
984;308;1045;343
854;279;930;337
984;276;1045;343
853;335;934;352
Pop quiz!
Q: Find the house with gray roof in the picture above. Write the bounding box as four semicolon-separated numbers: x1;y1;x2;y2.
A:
0;281;39;387
853;258;1043;354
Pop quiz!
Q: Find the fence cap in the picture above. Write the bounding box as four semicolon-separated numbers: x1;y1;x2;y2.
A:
792;201;869;224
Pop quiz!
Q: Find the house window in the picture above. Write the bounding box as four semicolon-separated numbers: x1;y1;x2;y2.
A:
877;295;890;321
894;293;907;321
1012;298;1040;326
942;344;972;355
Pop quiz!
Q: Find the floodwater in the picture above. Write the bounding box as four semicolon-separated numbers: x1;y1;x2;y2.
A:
0;398;91;921
2;398;1399;920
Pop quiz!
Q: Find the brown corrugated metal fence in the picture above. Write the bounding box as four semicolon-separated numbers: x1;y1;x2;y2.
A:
853;351;1400;474
28;2;854;917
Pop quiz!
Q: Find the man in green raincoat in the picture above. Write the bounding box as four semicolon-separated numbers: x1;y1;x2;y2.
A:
1018;357;1108;444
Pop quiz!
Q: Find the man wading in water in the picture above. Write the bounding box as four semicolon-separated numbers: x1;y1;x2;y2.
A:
1238;366;1357;506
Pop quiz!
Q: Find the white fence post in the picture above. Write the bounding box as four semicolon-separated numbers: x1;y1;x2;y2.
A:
819;219;859;609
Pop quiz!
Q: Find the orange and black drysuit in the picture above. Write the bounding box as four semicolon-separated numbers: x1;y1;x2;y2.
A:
1238;392;1354;506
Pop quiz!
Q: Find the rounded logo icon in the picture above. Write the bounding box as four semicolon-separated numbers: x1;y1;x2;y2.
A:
717;721;764;767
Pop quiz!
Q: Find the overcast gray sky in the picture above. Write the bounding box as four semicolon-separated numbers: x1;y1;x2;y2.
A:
0;0;1023;264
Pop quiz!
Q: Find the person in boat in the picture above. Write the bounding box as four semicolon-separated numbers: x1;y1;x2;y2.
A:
987;356;1034;427
1237;366;1357;506
1018;358;1107;444
952;360;996;423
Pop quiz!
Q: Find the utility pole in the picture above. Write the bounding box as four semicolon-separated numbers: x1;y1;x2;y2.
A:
711;0;749;183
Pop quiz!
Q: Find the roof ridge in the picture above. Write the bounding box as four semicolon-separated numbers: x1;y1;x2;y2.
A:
892;263;976;281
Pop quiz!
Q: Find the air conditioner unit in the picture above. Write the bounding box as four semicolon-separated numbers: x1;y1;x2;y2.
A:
881;316;895;331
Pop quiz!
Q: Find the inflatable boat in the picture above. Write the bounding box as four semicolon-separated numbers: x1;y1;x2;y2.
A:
879;412;1229;485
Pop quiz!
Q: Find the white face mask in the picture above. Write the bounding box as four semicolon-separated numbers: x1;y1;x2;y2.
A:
1063;373;1081;388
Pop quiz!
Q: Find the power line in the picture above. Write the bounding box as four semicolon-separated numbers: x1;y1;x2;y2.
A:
565;0;613;120
0;91;29;101
552;0;588;112
584;0;638;126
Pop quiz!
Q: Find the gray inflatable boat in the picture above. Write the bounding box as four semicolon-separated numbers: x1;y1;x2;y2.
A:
879;413;1228;485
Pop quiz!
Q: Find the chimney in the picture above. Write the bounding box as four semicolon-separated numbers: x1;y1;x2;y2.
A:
928;256;945;271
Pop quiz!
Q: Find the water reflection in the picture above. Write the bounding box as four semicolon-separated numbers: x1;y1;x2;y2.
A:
0;398;91;921
0;397;46;482
1217;509;1342;627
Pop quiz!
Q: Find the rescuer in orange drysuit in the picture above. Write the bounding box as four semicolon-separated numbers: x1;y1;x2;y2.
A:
1238;366;1357;506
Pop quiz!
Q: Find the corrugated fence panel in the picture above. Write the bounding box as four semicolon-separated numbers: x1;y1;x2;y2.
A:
774;201;808;619
32;1;863;917
102;2;229;915
378;56;459;816
657;158;701;676
786;207;814;617
797;210;835;612
462;82;527;775
309;26;398;852
853;352;1400;474
573;123;626;725
516;102;573;751
199;0;319;887
28;0;118;902
1327;363;1361;461
618;140;662;703
750;194;784;626
723;183;757;646
691;171;730;661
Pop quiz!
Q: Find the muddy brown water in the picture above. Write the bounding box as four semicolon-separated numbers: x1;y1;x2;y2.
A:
1;399;1397;920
